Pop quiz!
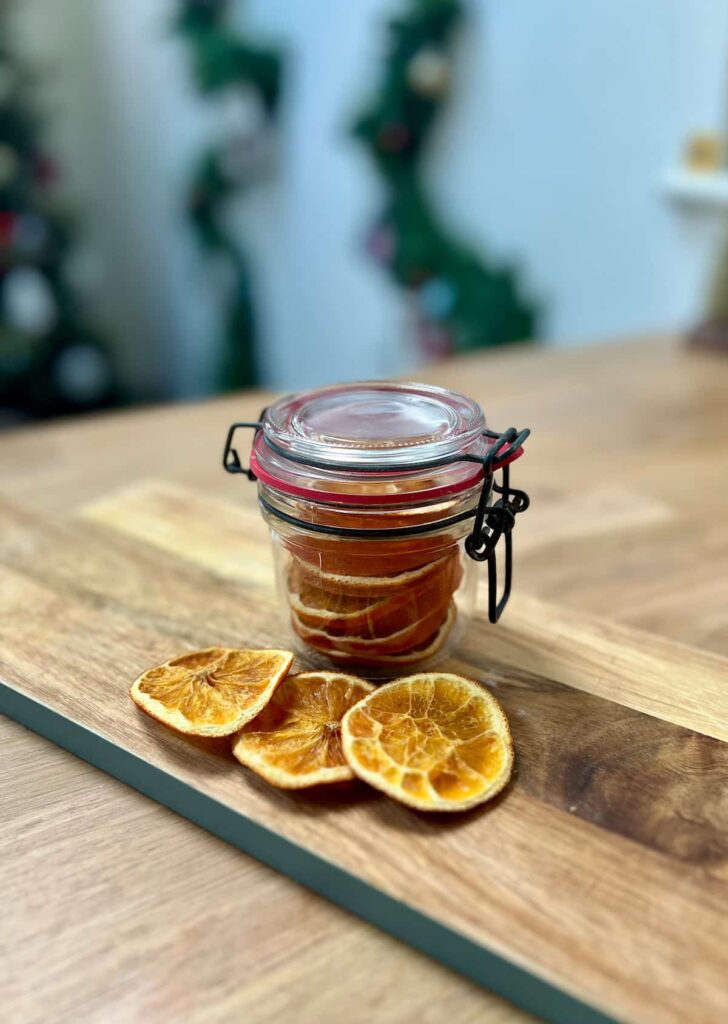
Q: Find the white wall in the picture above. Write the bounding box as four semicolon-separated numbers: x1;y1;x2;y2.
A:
427;0;728;344
16;0;728;395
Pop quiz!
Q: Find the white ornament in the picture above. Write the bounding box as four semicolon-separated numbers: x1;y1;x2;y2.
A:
2;267;57;335
0;143;19;187
218;88;266;138
406;48;450;97
52;343;111;404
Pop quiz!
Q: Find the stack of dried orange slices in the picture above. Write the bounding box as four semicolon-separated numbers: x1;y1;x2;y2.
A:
130;647;513;812
284;538;463;669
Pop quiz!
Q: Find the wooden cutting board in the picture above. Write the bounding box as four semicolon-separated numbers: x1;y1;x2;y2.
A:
1;482;727;1024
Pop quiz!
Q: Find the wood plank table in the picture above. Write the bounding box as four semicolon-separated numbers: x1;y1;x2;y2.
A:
2;335;727;1024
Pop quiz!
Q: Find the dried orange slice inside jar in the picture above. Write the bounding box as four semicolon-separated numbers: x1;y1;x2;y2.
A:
223;382;530;677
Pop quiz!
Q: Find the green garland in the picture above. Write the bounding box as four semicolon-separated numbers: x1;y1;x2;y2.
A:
352;0;538;356
175;0;282;388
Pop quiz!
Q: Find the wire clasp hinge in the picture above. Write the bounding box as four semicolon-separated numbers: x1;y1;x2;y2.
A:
464;428;531;623
222;413;266;480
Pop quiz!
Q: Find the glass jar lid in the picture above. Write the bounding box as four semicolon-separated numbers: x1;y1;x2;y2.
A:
262;381;486;469
249;381;522;507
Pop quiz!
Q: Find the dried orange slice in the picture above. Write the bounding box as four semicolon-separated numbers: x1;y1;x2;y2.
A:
232;671;375;788
321;603;456;668
288;558;462;639
282;502;463;576
284;532;454;577
288;570;389;634
341;672;513;811
130;647;293;737
291;596;452;657
290;551;458;598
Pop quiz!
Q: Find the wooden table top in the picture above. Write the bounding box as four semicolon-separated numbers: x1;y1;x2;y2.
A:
2;334;728;1024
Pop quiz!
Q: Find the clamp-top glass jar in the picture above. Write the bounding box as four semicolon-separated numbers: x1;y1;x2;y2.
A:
224;382;530;677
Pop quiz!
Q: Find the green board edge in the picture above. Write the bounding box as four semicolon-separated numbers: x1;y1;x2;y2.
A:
2;682;618;1024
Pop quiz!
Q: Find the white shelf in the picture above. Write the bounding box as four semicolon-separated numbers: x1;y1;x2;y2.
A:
661;168;728;208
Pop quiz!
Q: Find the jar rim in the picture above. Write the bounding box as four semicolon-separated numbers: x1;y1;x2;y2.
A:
250;434;524;506
249;380;529;506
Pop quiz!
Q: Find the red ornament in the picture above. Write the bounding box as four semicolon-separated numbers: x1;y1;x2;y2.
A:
0;211;16;247
418;319;453;360
377;122;411;153
364;224;396;265
405;265;432;287
33;152;59;185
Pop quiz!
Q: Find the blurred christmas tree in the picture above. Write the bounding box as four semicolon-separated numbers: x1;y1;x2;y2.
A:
175;0;283;389
352;0;538;358
0;1;119;422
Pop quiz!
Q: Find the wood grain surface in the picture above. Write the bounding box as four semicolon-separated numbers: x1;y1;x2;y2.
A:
2;335;728;1024
86;484;728;875
2;716;531;1024
2;484;728;1024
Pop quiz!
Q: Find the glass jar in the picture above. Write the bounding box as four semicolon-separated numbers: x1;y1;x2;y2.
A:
224;381;529;678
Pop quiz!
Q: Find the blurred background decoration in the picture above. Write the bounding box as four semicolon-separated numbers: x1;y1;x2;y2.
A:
352;0;537;359
3;0;728;423
175;0;283;388
683;136;728;352
0;0;119;423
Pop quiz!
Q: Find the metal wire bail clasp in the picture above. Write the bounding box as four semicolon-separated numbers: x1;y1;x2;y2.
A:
222;413;266;480
464;428;531;624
